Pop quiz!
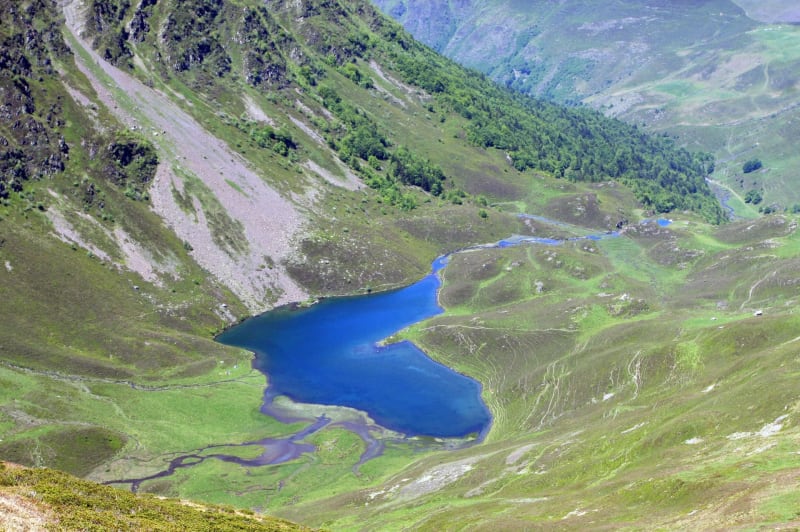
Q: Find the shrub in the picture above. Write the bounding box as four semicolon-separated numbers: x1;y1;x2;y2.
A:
743;158;763;173
744;189;763;205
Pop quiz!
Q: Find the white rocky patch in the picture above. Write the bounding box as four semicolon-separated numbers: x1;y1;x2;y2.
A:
727;414;789;441
113;226;177;285
46;192;175;285
289;116;326;146
46;207;113;263
757;415;789;437
506;443;537;466
563;508;588;519
748;442;778;456
621;422;647;435
395;456;481;501
242;95;275;125
368;60;420;100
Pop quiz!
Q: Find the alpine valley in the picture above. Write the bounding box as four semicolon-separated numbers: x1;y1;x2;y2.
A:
0;0;799;529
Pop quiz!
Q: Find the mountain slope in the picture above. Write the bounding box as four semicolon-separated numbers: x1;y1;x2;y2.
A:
374;0;759;102
282;215;800;530
75;0;726;221
373;0;800;212
64;0;308;311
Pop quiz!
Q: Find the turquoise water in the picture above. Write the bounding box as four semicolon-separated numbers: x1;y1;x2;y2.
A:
217;258;492;439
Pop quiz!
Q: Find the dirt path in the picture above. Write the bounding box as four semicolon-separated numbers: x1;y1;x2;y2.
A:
61;0;308;311
740;269;777;311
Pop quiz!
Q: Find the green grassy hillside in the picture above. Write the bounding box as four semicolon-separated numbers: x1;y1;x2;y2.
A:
1;0;798;529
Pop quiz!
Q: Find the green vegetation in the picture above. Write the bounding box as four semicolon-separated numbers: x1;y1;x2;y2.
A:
381;36;723;221
0;0;160;214
0;0;71;202
248;124;296;157
77;0;723;221
745;188;763;204
315;82;445;207
279;214;800;530
375;0;800;210
85;0;134;67
0;462;308;530
108;130;159;201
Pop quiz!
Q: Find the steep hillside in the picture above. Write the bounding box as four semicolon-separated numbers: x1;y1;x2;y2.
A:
375;0;759;102
74;0;725;220
0;0;727;388
1;0;799;529
374;0;800;212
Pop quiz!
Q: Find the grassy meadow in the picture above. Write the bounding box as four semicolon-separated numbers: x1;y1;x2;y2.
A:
592;20;800;211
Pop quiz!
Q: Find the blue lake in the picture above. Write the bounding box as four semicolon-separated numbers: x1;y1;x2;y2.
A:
216;217;633;440
217;257;492;439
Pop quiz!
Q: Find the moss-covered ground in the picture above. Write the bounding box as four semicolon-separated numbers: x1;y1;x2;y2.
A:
0;461;309;530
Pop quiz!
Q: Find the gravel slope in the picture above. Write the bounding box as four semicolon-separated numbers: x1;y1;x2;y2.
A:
61;0;308;311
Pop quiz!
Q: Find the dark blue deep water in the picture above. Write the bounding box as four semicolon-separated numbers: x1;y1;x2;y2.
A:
217;259;492;439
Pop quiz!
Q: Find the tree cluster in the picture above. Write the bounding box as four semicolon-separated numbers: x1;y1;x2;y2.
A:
318;84;446;208
248;124;297;157
106;131;158;201
744;189;762;205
